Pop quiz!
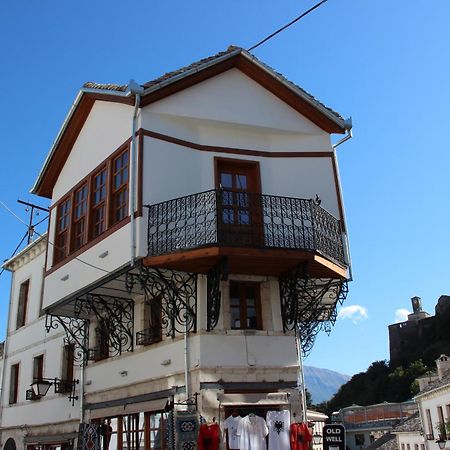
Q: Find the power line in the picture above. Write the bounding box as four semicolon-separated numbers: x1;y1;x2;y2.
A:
0;199;115;277
247;0;329;52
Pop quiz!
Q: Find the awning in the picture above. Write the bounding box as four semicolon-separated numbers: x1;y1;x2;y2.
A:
25;433;78;444
89;397;168;419
218;392;289;407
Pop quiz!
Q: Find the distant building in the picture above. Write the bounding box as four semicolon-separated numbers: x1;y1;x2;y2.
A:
331;401;418;450
414;355;450;450
389;296;450;368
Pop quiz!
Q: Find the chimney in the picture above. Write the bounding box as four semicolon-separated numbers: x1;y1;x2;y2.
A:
436;354;450;380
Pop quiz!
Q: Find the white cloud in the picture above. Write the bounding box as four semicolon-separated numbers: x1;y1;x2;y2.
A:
337;305;368;324
394;308;410;323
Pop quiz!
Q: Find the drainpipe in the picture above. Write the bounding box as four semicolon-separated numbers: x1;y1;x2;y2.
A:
184;320;190;404
128;80;144;267
332;118;354;281
295;327;308;423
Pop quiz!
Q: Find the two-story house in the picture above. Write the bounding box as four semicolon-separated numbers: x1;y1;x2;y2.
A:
1;46;352;450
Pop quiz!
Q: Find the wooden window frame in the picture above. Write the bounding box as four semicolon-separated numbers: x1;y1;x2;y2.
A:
62;344;75;382
110;149;129;225
91;166;108;239
32;354;44;381
71;183;89;252
9;363;19;405
16;279;30;329
229;281;262;330
52;144;129;266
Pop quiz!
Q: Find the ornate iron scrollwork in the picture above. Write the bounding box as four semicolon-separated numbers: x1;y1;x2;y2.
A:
279;263;348;356
206;257;228;331
126;263;197;337
45;292;134;364
45;314;89;365
82;293;134;357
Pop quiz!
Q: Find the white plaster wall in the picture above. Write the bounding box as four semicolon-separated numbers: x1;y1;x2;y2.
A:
52;101;133;205
142;137;340;219
142;69;330;139
43;219;145;310
396;433;425;450
1;334;81;427
1;246;82;427
83;332;295;395
417;387;450;450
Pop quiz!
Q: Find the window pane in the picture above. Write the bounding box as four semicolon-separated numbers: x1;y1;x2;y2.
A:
236;174;247;190
220;173;233;188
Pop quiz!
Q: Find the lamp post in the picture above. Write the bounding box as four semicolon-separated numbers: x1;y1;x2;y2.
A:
28;378;79;405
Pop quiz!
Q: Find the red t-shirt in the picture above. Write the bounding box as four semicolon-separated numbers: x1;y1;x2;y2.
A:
198;423;221;450
290;423;312;450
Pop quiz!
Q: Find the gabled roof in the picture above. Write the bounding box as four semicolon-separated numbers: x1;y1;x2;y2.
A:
392;414;422;433
364;433;397;450
415;370;450;397
32;46;350;199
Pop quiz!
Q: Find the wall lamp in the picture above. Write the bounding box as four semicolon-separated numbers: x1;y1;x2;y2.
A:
312;434;323;445
436;439;446;450
27;378;79;406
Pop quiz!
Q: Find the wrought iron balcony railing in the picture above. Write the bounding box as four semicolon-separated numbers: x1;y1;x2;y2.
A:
147;189;346;265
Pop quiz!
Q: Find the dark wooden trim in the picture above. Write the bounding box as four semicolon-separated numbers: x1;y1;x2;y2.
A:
49;140;135;270
139;54;344;135
35;94;134;199
137;129;144;218
235;55;344;134
214;156;262;193
35;54;344;199
49;138;132;213
142;128;332;159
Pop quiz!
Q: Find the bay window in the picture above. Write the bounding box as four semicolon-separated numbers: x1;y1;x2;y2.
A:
52;145;129;265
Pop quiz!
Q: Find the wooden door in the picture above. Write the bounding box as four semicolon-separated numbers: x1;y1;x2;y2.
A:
215;158;263;247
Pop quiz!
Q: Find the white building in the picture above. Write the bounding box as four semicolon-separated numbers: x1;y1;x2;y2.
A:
0;46;352;450
415;355;450;450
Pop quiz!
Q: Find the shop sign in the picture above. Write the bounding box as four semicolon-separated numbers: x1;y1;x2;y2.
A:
323;424;345;450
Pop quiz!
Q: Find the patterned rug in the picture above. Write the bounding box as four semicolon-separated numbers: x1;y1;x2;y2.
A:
176;410;199;450
77;423;101;450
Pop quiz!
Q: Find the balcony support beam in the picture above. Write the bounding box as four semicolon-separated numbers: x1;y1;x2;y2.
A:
126;263;197;337
45;314;90;366
279;262;348;356
206;257;228;331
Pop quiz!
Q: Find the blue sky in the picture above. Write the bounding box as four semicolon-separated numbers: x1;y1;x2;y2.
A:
1;0;449;377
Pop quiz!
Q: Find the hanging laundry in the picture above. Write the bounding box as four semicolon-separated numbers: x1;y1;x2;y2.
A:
237;414;269;450
224;413;242;450
290;422;312;450
266;410;291;450
198;422;221;450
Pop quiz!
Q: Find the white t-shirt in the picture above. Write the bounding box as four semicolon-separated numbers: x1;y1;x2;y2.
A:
224;415;242;449
266;410;291;450
237;415;268;450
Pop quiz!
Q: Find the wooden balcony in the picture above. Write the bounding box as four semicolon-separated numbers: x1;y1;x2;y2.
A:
143;189;348;278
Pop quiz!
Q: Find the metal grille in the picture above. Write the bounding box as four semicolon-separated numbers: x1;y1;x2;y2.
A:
147;189;346;265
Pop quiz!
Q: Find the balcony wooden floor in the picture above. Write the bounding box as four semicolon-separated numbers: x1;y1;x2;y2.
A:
143;246;347;279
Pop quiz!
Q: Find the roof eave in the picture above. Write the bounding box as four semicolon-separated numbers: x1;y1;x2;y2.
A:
31;88;133;198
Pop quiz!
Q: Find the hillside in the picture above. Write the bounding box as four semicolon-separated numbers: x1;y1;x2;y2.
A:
304;366;350;403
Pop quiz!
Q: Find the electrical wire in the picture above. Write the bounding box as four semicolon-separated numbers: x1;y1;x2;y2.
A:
247;0;329;52
0;200;29;227
0;199;116;277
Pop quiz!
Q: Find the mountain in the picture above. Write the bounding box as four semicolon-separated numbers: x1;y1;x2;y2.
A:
304;366;351;404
